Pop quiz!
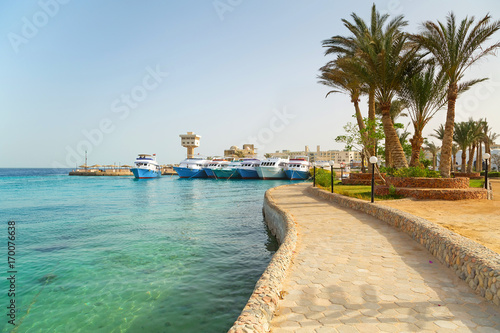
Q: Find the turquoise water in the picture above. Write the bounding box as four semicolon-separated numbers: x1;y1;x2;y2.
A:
0;169;300;332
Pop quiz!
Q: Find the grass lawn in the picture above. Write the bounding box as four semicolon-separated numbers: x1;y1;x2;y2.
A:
469;179;485;188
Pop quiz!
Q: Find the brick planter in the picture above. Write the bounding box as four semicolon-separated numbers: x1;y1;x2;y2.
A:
386;176;469;189
454;172;482;179
375;186;488;200
342;172;386;185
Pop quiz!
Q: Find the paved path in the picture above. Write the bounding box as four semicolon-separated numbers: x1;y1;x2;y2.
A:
269;184;500;333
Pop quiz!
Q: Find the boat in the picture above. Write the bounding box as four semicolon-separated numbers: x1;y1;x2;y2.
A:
285;157;311;180
202;158;230;178
173;157;210;178
212;160;242;179
130;154;161;179
237;158;261;179
255;157;289;180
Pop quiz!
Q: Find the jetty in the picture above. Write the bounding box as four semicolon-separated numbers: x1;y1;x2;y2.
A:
69;166;177;176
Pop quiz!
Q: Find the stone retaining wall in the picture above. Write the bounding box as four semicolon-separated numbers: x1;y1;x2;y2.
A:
306;186;500;307
454;172;482;179
228;185;298;333
386;176;469;188
349;172;386;180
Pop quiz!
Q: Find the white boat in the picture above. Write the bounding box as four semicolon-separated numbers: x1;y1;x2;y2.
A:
173;157;210;178
202;158;230;178
255;157;289;180
237;158;261;179
285;157;311;180
130;154;161;179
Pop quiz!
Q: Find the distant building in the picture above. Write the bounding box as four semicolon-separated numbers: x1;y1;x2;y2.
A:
268;145;362;167
180;132;201;158
224;144;257;159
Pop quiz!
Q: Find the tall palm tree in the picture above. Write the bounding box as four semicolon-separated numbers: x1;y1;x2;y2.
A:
466;119;484;173
318;63;369;150
322;4;406;159
453;121;473;172
424;141;440;171
399;64;447;167
411;13;500;177
431;124;445;141
341;29;419;168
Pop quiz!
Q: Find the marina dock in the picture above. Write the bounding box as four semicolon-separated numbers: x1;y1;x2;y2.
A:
69;167;177;176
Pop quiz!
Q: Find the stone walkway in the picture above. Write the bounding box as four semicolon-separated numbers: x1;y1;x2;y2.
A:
269;183;500;333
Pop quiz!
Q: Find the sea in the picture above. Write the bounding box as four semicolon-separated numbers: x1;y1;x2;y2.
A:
0;168;301;333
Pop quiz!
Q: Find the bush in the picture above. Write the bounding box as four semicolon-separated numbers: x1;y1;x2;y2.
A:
480;171;500;177
392;167;441;178
380;167;396;176
314;168;333;188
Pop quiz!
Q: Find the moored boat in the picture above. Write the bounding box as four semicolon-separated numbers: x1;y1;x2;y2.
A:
285;157;311;180
130;154;161;179
202;158;230;178
173;158;210;178
255;157;289;180
212;160;242;179
237;158;261;179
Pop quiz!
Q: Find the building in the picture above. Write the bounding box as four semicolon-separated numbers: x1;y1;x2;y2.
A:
269;145;362;168
224;144;257;159
180;132;201;158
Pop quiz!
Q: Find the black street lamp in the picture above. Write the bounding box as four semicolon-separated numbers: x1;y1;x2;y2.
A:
329;160;334;193
312;162;316;187
369;156;378;203
484;153;491;190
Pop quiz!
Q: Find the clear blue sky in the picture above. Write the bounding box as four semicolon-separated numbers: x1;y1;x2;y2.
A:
1;0;500;167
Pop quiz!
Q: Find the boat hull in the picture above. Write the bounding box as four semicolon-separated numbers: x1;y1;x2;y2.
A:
131;168;161;179
256;167;287;180
285;170;310;180
237;169;259;179
213;169;241;179
173;167;207;178
203;168;216;178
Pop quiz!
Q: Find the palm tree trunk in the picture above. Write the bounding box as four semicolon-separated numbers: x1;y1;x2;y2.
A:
477;142;482;172
367;88;376;158
353;99;369;149
440;84;458;178
461;148;467;172
467;144;476;173
409;132;423;167
452;152;456;173
360;151;365;173
381;104;408;169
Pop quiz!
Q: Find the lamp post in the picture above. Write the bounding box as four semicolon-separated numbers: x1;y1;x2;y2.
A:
340;163;344;181
369;156;378;203
484;153;491;190
312;162;316;187
329;160;334;193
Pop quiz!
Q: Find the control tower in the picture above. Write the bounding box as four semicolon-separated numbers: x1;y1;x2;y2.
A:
180;132;201;158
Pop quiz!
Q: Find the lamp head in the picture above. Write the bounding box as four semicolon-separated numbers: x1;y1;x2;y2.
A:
369;156;378;164
329;160;334;166
484;153;491;160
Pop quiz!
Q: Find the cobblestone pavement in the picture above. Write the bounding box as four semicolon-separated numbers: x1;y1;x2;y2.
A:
269;183;500;333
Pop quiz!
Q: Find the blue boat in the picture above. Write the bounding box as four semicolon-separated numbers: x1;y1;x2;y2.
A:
212;160;242;179
284;157;311;180
173;158;210;178
236;158;261;179
130;154;161;179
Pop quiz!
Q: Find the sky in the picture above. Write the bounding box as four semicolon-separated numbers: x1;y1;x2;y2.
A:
1;0;500;167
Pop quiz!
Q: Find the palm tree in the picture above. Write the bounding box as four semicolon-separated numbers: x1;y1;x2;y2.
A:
411;13;500;177
424;141;441;171
451;144;459;172
322;4;406;159
341;29;419;168
318;63;369;150
431;124;445;141
453;121;473;172
465;119;484;173
399;64;447;167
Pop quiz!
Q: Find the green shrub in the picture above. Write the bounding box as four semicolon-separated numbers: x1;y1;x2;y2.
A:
380;167;396;176
313;168;333;188
480;171;500;177
392;167;441;178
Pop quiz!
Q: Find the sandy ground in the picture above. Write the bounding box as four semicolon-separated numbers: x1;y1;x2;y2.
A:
378;179;500;254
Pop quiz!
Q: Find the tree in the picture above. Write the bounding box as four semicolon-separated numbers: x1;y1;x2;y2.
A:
491;153;500;171
399;64;447;167
264;153;272;159
322;4;406;159
424;141;441;171
411;13;500;177
453;121;473;172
